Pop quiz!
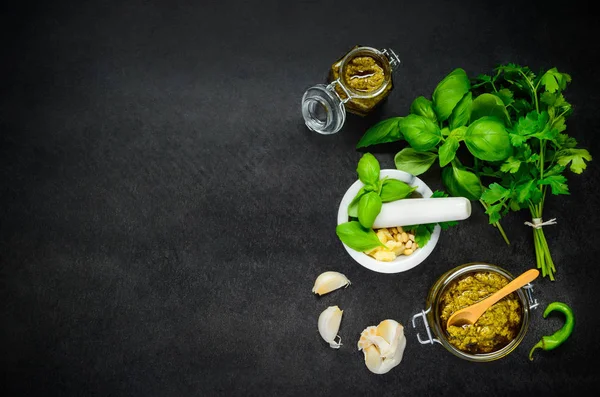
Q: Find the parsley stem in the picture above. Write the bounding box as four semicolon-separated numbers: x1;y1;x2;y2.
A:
491;81;498;93
529;203;555;281
519;70;539;112
480;199;510;245
539;139;546;214
534;231;545;277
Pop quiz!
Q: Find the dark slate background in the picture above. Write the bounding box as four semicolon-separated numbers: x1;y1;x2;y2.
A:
2;1;599;395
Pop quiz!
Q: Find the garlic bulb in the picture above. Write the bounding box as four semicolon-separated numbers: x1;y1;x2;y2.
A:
357;319;406;374
312;271;351;296
318;306;344;349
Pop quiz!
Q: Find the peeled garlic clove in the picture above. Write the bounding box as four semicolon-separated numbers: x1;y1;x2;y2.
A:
376;319;403;358
357;319;406;374
363;345;383;373
318;306;343;349
312;271;351;296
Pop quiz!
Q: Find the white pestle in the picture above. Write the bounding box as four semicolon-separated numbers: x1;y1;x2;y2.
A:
371;197;472;229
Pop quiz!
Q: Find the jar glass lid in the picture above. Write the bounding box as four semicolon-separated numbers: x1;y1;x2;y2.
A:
301;83;346;135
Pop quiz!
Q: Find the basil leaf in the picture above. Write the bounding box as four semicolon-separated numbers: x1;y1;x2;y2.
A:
358;192;382;229
394;148;438;176
442;164;482;200
379;179;417;203
356;117;403;148
348;187;367;217
398;114;442;152
470;93;510;125
465;117;512;161
438;137;460;167
449;92;472;130
356;153;380;186
410;96;437;123
432;68;470;122
336;221;384;252
449;126;467;141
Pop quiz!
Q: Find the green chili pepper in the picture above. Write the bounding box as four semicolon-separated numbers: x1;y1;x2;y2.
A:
529;302;574;361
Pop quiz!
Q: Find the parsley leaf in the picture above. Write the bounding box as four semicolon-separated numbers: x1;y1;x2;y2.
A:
509;133;527;147
543;164;566;177
431;190;448;198
540;68;572;93
485;202;503;224
496;88;514;106
515;179;536;203
481;182;510;203
538;175;570;195
555;148;592;174
514;111;549;136
557;133;577;148
500;156;522;173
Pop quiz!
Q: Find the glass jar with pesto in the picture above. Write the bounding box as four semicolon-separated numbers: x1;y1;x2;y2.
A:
411;263;540;362
302;46;401;135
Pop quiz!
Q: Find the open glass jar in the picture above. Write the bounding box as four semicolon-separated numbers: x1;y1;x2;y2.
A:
412;263;539;362
302;46;401;135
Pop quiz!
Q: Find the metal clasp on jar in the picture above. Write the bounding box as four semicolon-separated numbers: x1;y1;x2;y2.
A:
411;308;441;345
381;48;401;70
522;282;539;310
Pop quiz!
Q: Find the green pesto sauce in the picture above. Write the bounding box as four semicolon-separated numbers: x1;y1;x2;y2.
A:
439;272;522;354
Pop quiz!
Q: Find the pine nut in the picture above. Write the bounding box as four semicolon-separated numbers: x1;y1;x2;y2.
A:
408;233;415;241
403;248;414;256
406;240;413;249
401;232;408;243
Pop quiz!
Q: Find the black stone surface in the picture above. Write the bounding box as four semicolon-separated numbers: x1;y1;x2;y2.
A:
2;1;599;395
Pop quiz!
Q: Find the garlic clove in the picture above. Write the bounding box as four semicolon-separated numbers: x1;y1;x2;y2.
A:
358;319;407;374
363;344;384;373
376;319;403;358
312;271;351;296
318;306;344;349
358;329;391;354
357;326;377;350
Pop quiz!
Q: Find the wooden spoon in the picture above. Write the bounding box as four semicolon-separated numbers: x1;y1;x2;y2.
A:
446;269;539;328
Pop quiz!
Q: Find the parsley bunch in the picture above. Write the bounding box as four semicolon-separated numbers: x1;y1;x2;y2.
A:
356;64;592;280
474;64;591;280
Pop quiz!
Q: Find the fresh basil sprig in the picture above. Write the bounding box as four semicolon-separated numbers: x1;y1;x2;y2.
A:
353;153;416;228
337;153;417;251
